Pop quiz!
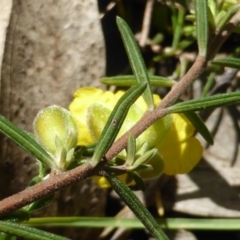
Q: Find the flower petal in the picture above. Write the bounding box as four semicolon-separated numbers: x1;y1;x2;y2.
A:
158;114;203;175
87;103;111;141
93;174;133;188
171;113;195;141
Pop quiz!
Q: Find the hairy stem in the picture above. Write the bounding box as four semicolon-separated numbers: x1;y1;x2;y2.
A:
0;163;96;216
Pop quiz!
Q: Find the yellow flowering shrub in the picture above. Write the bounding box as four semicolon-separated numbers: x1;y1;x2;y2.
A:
69;87;203;187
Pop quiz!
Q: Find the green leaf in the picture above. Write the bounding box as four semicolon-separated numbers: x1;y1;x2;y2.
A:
131;172;146;192
184;111;214;145
0;209;30;223
24;217;240;230
100;75;175;87
26;195;54;213
130;148;158;169
201;72;215;97
195;0;208;56
0;115;53;167
116;17;154;111
212;57;240;69
104;172;169;240
0;232;16;240
92;83;147;165
126;134;136;166
167;92;240;113
217;4;240;31
0;221;69;240
172;7;185;50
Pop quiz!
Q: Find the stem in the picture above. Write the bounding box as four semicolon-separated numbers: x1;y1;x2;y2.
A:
0;163;95;216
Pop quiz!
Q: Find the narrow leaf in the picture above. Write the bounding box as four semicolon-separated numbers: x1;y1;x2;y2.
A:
201;72;215;97
0;233;16;240
212;57;240;69
172;7;185;50
0;209;30;222
0;221;69;240
217;4;240;31
92;83;147;164
25;217;240;230
126;134;136;166
184;111;214;145
0;115;53;167
131;171;146;192
116;17;154;110
101;75;175;87
167;92;240;113
195;0;208;56
26;195;54;213
132;149;157;168
104;172;169;240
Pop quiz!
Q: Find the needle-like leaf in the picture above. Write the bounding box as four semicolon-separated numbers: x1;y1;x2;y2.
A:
0;115;54;167
167;92;240;113
101;75;175;87
195;0;208;56
104;172;169;240
116;17;154;110
0;221;69;240
212;57;240;69
92;83;147;165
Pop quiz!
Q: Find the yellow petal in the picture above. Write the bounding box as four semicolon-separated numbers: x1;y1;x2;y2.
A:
158;116;203;175
171;113;195;141
70;88;104;145
93;174;134;188
98;90;116;109
87;103;111;141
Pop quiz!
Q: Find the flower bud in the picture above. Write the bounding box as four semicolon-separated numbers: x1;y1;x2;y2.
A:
33;105;78;171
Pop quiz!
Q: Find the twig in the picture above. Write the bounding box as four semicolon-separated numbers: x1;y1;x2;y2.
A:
0;162;96;216
139;0;154;47
99;1;118;19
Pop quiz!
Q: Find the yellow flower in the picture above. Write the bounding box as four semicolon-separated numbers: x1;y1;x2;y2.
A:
69;87;203;186
158;113;203;175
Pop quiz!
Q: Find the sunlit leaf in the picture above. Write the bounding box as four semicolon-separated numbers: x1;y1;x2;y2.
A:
0;221;69;240
116;17;154;110
212;57;240;69
217;4;240;31
101;75;175;87
195;0;208;56
25;217;240;230
167;92;240;113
